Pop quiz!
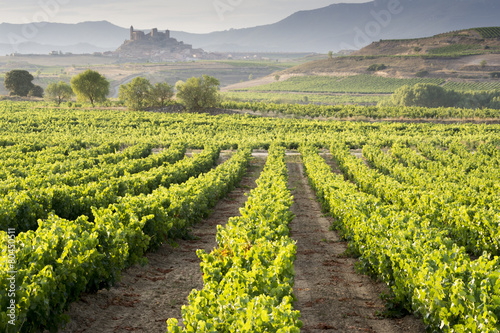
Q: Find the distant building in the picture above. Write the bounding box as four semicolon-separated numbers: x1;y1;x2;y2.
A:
130;26;172;42
115;25;204;61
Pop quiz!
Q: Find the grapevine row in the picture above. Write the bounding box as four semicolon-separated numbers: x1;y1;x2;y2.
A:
300;145;500;332
0;143;182;195
334;141;500;256
220;100;500;119
415;141;500;177
0;141;122;179
0;144;211;232
167;144;302;332
0;147;251;332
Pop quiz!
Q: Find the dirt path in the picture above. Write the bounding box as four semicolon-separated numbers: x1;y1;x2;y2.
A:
57;155;266;333
287;156;426;333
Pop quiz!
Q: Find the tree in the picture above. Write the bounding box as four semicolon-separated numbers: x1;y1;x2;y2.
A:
175;75;220;111
480;60;487;68
328;51;333;59
274;74;281;81
119;77;152;110
149;82;174;108
70;69;109;107
45;81;73;105
28;85;44;98
382;83;460;108
4;70;35;96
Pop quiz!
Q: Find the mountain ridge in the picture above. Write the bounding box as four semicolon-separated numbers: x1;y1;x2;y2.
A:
0;0;498;55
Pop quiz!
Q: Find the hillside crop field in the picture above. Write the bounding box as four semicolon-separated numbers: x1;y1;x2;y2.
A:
220;91;385;106
1;101;500;332
244;75;446;94
223;74;500;106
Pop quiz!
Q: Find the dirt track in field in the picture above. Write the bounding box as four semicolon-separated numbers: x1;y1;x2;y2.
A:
287;154;426;333
57;155;266;333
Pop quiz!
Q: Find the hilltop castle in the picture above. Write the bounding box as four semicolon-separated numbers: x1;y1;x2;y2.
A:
130;26;171;41
114;26;203;61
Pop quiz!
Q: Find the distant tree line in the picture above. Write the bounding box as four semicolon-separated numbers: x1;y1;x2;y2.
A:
3;69;221;111
119;74;220;111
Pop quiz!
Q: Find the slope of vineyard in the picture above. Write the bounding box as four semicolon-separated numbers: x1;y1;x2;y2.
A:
474;27;500;39
442;80;500;91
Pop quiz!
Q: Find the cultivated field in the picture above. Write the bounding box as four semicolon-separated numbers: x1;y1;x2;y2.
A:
0;102;500;332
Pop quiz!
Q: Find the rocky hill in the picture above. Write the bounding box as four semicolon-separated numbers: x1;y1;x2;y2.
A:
281;28;500;80
353;28;500;57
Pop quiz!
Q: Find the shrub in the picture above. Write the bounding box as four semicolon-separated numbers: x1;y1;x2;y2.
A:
367;64;387;72
382;83;459;108
415;70;429;78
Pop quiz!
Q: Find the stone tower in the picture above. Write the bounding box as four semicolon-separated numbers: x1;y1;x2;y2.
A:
130;26;134;40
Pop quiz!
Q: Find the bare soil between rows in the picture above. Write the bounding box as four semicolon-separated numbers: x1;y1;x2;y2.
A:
287;155;426;333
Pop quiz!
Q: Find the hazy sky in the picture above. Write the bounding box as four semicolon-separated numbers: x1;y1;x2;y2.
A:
0;0;370;33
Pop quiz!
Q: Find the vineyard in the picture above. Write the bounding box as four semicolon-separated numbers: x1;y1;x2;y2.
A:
1;101;500;332
220;91;384;106
220;100;500;119
442;81;500;92
245;75;445;94
475;27;500;39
